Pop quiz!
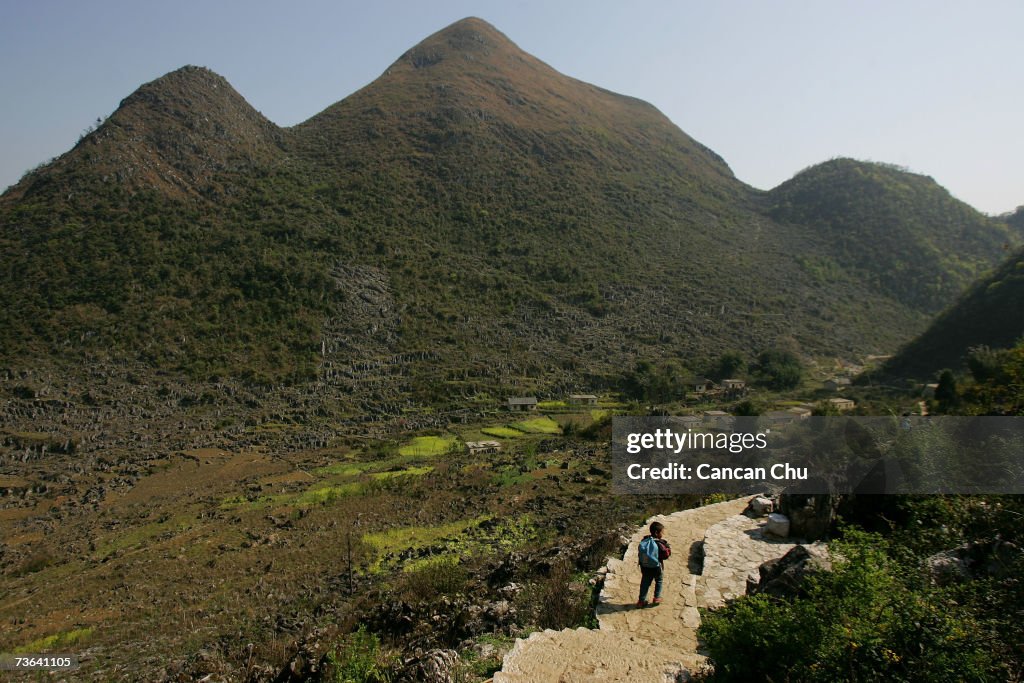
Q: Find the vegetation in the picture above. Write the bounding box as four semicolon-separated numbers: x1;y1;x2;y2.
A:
398;435;461;457
508;417;562;434
699;346;1024;681
881;246;1024;380
751;348;803;390
699;527;1011;682
621;359;692;403
326;626;396;683
2;31;1016;400
768;158;1018;313
706;351;746;382
13;627;94;655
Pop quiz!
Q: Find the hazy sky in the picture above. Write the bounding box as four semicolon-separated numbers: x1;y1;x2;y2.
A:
2;1;1021;214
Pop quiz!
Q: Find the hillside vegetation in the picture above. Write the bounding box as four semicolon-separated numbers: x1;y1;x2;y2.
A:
767;158;1017;312
1;18;1017;408
880;245;1024;380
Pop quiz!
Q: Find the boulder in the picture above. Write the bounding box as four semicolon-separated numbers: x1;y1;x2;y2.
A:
765;513;790;538
779;491;842;541
925;541;1021;586
925;549;970;586
748;544;832;598
400;649;460;682
746;496;774;517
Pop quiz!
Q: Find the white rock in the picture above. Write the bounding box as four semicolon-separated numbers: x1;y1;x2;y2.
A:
766;513;790;538
751;496;774;516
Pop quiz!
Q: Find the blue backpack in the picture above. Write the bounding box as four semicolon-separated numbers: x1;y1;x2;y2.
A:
638;536;661;568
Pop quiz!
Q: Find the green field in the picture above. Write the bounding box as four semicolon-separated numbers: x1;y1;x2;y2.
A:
480;426;523;439
510;417;562;434
398;435;462;456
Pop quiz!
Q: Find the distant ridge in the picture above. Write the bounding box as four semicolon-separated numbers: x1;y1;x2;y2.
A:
882;245;1024;378
767;158;1017;313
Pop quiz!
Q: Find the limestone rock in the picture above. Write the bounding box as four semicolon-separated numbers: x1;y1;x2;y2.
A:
400;649;460;682
748;544;831;598
779;492;842;541
746;496;774;517
765;513;790;538
925;540;1020;586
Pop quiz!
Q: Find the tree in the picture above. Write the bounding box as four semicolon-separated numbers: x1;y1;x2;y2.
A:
708;351;745;381
621;359;689;403
752;349;803;390
934;369;959;412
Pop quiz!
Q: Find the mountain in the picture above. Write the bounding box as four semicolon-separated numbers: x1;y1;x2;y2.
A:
1004;205;1024;232
0;18;1017;408
7;66;285;202
881;245;1024;378
766;158;1018;313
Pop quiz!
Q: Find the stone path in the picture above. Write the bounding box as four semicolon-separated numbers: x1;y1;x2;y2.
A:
495;497;805;682
697;513;799;608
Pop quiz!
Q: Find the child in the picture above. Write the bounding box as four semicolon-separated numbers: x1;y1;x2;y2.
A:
637;521;671;607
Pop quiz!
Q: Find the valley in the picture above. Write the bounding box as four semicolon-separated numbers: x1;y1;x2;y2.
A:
1;14;1022;682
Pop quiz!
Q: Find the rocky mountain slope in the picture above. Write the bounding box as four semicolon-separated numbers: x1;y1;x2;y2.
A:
767;158;1018;312
881;244;1024;378
0;17;1018;409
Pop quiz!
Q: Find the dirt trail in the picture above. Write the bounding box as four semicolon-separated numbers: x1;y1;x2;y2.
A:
495;497;754;682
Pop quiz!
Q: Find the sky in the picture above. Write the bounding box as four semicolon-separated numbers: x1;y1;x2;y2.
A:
1;0;1021;215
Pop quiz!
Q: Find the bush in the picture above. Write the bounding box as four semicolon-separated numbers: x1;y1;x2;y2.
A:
697;530;1006;682
326;626;397;683
751;349;802;390
516;559;596;630
400;556;469;601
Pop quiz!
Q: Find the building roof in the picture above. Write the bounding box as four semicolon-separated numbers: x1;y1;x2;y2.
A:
466;440;501;450
507;397;538;405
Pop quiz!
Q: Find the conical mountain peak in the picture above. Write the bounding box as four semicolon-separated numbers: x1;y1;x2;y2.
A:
396;16;519;69
297;17;738;189
46;65;285;198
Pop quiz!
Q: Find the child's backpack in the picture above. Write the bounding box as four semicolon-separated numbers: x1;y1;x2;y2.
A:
638;536;661;568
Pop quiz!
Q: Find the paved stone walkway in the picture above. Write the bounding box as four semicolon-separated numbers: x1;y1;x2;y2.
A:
697;513;799;608
495;497;804;682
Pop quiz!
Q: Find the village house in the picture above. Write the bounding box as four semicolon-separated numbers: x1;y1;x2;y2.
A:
786;406;813;419
685;377;710;394
828;397;856;412
568;394;598;406
721;379;747;395
466;440;501;455
668;415;703;430
824;377;852;392
506;397;538;412
763;410;800;427
703;410;735;430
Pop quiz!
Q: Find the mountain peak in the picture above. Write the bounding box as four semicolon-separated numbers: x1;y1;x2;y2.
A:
2;64;286;204
394;16;522;71
73;65;284;197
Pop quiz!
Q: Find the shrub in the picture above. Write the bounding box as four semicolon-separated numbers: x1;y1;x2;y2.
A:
516;559;596;630
751;349;802;390
400;556;469;601
697;530;1005;681
326;626;397;683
